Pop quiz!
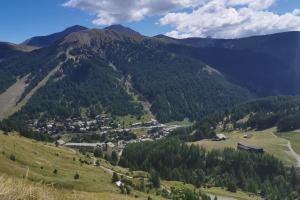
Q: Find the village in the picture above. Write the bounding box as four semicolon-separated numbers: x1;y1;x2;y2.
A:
27;114;182;155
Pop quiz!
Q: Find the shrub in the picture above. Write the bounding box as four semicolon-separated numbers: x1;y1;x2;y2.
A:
112;172;119;183
74;172;80;180
9;154;16;161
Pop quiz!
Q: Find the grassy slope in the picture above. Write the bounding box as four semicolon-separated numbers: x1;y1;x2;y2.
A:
190;129;297;166
0;132;163;200
0;175;140;200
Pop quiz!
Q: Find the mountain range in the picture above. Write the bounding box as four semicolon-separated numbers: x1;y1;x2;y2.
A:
1;25;300;124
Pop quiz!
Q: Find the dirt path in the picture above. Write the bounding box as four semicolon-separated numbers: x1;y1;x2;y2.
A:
92;157;133;179
287;141;300;167
271;132;300;167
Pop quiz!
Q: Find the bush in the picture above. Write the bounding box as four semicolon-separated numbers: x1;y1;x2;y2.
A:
9;154;16;161
95;160;100;166
93;148;103;158
149;170;160;188
74;172;80;180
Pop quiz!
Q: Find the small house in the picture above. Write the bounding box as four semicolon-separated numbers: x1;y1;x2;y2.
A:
214;133;227;141
55;139;65;146
115;180;123;187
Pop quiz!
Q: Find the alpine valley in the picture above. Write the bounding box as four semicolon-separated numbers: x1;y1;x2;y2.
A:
1;25;300;200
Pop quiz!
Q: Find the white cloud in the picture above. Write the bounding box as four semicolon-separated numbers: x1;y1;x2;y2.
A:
293;9;300;16
63;0;202;25
63;0;300;38
160;0;300;38
227;0;275;10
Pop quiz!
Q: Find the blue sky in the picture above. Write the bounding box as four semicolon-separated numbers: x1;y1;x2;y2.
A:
1;0;300;43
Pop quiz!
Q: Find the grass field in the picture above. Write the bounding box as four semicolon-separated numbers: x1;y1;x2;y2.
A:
0;132;163;200
115;113;153;128
166;118;194;127
190;129;297;166
162;181;261;200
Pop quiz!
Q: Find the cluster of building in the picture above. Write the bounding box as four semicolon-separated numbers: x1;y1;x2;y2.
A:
63;141;116;154
55;123;180;155
28;115;116;135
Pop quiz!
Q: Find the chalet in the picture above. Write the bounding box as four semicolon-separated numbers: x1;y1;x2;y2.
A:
145;119;158;126
132;122;142;127
214;133;227;141
55;139;65;146
237;142;264;153
115;180;124;187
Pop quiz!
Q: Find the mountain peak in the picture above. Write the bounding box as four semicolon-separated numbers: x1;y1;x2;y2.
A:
105;24;141;36
65;25;88;32
22;25;88;47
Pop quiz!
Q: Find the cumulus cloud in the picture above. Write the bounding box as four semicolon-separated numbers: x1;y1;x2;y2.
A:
160;0;300;38
63;0;203;25
226;0;275;10
63;0;300;38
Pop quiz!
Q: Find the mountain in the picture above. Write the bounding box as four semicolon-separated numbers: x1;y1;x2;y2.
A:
0;42;36;60
105;24;141;36
22;25;87;47
0;27;251;125
156;32;300;96
3;26;300;127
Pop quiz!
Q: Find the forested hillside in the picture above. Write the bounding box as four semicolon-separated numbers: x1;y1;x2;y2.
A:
192;96;300;133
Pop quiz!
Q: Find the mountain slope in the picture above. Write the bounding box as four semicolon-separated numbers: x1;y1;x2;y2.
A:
22;25;87;47
193;96;300;132
0;132;164;200
156;31;300;96
15;27;251;122
4;28;251;123
0;42;35;60
105;24;141;36
5;27;300;125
